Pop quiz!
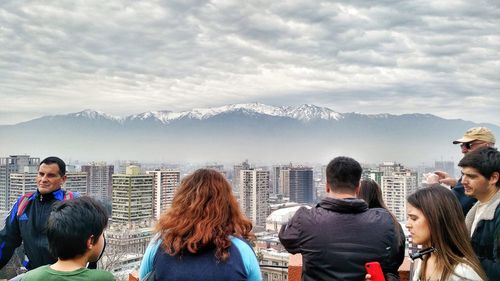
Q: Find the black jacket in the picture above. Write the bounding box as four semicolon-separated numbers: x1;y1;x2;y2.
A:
279;197;405;281
0;189;70;270
465;190;500;281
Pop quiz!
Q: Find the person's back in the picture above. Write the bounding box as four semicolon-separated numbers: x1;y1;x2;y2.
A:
279;157;404;281
139;169;261;281
21;265;113;281
281;198;402;280
147;236;257;281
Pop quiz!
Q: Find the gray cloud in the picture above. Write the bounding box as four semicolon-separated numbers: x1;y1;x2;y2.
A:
0;0;499;125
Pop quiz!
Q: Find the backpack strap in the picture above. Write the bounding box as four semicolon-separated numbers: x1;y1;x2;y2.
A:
16;192;34;217
16;191;77;217
64;191;74;200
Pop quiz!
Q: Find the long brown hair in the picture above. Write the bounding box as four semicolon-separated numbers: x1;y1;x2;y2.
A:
407;185;486;280
155;169;254;261
358;179;387;209
359;179;401;246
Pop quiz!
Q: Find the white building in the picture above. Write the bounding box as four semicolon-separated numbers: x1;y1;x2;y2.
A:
265;205;310;233
240;169;270;228
233;160;251;196
381;171;417;222
279;169;290;197
112;166;153;224
81;162;114;202
0;155;39;211
64;172;88;195
8;172;37;206
146;170;180;219
259;248;290;281
106;223;153;255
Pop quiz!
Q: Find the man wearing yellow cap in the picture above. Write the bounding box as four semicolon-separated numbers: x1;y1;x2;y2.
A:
435;127;496;216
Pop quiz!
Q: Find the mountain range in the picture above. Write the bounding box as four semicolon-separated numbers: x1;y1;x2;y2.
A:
1;103;498;166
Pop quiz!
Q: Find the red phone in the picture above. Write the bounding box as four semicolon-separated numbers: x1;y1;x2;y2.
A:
365;261;385;281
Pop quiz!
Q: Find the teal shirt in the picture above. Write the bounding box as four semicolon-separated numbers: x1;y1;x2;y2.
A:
21;265;115;281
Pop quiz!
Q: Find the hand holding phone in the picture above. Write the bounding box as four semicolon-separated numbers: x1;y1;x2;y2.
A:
365;261;385;281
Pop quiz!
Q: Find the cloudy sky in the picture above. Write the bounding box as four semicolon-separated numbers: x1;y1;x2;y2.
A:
1;0;499;125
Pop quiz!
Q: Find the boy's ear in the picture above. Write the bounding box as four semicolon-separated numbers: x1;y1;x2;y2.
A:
86;235;94;250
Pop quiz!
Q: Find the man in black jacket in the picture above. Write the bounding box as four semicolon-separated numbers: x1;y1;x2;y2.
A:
0;157;75;272
279;156;404;281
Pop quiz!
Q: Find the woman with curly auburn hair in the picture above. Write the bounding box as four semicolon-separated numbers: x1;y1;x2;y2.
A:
139;169;261;281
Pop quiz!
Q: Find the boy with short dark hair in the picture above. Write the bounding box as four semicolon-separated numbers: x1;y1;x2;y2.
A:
21;196;114;280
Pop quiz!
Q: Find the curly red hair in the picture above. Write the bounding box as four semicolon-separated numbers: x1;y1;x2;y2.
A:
155;169;254;261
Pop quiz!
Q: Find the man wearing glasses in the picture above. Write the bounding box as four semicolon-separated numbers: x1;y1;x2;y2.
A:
435;127;496;216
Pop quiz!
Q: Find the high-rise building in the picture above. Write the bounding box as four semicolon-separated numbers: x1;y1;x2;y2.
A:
81;162;114;202
362;170;384;185
240;169;270;228
321;165;327;184
271;164;291;195
146;170;180;219
279;169;290;197
233;160;251;196
106;223;153;255
381;170;417;222
117;161;141;174
0;155;39;211
8;172;37;207
64;172;88;195
378;162;406;176
434;161;455;178
288;167;314;204
111;166;153;225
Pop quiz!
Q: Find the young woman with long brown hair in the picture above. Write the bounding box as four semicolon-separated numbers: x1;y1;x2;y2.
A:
406;185;486;281
358;179;389;209
139;169;261;281
359;179;405;281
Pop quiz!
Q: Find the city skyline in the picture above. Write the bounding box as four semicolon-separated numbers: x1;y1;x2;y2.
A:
1;1;499;126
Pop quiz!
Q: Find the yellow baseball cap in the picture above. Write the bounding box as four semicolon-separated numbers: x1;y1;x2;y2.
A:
453;127;496;144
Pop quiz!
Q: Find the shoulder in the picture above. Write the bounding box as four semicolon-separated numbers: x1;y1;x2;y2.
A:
22;265;51;280
87;269;115;280
230;236;261;280
364;207;394;223
452;263;483;280
230;236;255;256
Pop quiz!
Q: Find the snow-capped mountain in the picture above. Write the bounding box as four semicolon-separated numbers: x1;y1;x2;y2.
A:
70;109;118;120
127;103;343;124
2;103;498;164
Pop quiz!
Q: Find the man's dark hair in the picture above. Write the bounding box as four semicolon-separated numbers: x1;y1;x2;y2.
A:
458;147;500;188
326;156;362;191
47;196;108;260
40;156;66;176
